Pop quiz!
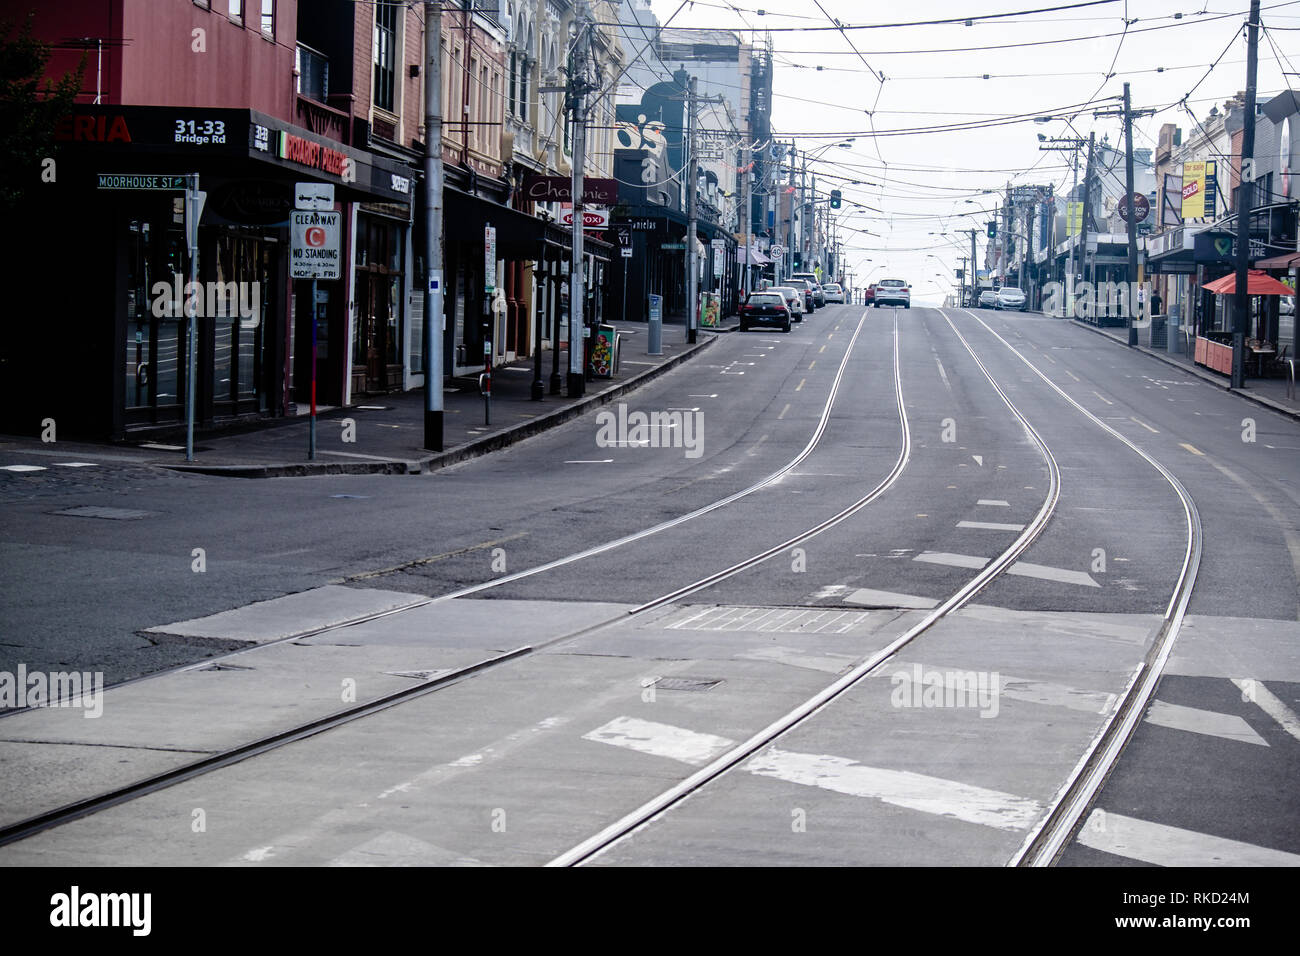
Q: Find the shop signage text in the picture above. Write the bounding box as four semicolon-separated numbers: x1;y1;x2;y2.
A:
522;176;618;205
281;133;349;178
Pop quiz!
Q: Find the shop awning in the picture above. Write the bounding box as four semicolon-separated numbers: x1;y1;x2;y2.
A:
1255;251;1300;270
1202;269;1298;295
744;245;772;266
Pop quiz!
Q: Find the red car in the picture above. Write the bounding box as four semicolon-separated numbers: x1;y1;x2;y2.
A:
864;283;877;306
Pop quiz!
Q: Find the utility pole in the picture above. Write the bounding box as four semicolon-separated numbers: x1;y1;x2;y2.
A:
567;1;594;395
742;145;753;298
786;146;796;279
1081;131;1096;304
685;74;698;344
1232;0;1262;388
1096;89;1155;342
422;1;444;450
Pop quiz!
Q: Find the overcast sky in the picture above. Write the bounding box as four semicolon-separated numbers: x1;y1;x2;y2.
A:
645;0;1299;303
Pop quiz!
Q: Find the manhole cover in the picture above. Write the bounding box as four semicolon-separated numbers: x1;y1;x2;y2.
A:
653;676;723;692
51;506;154;520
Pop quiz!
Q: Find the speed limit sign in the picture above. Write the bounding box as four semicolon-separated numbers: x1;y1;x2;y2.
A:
770;243;786;258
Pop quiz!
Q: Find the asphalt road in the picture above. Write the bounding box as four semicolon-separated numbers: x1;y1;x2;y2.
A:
1;303;1296;868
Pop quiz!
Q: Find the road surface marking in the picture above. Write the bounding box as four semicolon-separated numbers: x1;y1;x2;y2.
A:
584;716;736;767
746;749;1044;832
1;465;47;472
1144;700;1268;746
564;459;614;464
1064;369;1081;382
796;378;806;391
777;403;791;420
843;589;938;609
915;552;989;570
1076;809;1300;866
1006;561;1100;588
1042;353;1057;364
957;521;1026;532
977;499;1010;507
52;462;99;468
935;358;951;389
689;394;718;398
1232;679;1300;744
317;449;401;461
1180;442;1204;456
138;442;185;451
1130;416;1159;434
972;455;984;466
808;360;816;370
819;345;826;354
1091;391;1113;406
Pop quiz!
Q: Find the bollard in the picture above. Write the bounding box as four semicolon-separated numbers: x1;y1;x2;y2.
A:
647;293;663;355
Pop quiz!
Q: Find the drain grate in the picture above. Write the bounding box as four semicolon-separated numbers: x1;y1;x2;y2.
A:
51;506;154;520
653;676;723;692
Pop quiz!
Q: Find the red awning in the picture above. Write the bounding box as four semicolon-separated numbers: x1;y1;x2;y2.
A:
1201;269;1298;296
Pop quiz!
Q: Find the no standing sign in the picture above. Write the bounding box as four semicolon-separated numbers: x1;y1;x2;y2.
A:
291;210;341;279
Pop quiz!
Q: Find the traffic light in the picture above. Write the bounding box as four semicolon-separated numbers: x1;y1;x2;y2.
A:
987;221;997;239
830;189;842;209
955;268;965;279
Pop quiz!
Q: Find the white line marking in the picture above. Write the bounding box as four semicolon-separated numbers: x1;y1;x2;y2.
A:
914;551;990;570
1076;809;1300;866
778;403;791;420
52;462;99;468
1006;561;1100;588
843;589;938;609
583;716;736;767
1091;391;1113;406
564;459;614;464
972;455;984;466
1144;700;1268;746
935;357;951;389
138;442;185;451
1234;679;1300;744
746;748;1044;832
317;449;401;461
977;499;1011;507
957;520;1026;532
1130;416;1159;434
1;465;47;472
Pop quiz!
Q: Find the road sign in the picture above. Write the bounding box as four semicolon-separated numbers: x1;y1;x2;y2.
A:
295;182;334;210
485;225;497;292
621;246;633;258
97;173;187;190
290;210;341;279
1119;193;1150;224
770;243;786;257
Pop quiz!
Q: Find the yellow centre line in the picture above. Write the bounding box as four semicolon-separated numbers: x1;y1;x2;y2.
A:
795;378;806;392
808;360;816;370
1180;442;1205;456
1064;369;1081;382
818;345;826;354
1130;416;1159;434
778;402;791;420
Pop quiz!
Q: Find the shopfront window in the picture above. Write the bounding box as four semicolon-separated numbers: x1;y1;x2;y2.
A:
355;211;405;392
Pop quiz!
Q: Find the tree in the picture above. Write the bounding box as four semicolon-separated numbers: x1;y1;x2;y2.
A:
0;14;85;209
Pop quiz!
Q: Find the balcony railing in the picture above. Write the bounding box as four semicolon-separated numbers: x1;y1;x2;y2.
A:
295;93;351;146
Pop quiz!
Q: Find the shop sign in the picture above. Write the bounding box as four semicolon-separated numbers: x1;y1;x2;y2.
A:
522;176;618;204
561;206;610;228
485;225;497;292
290;210;341;279
1180;160;1217;219
280;132;349;178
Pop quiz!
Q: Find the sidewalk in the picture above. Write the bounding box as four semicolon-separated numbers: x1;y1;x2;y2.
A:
1066;318;1300;420
9;319;725;479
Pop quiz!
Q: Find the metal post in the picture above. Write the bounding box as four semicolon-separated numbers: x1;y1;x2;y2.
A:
184;174;199;463
423;0;445;450
309;277;317;460
1123;83;1140;347
686;75;699;344
1232;0;1262;389
1068;144;1079;315
532;245;544;400
568;1;591;396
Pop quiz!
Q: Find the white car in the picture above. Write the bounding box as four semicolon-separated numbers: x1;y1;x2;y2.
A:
874;278;910;308
995;287;1027;311
770;285;805;322
822;283;844;303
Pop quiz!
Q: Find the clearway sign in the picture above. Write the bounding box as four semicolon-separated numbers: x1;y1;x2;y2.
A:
290;210;341;279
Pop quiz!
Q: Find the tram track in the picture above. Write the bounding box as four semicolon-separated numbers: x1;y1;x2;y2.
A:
0;310;917;850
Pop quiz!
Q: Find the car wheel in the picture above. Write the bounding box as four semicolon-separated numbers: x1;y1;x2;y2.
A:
904;303;910;309
782;319;791;332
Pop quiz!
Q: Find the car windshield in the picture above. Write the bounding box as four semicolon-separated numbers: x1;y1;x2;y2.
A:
749;294;782;304
825;284;841;291
880;280;906;287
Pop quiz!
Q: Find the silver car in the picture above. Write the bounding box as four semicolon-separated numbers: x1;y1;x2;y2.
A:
770;285;805;322
822;283;844;303
996;287;1027;311
978;289;998;308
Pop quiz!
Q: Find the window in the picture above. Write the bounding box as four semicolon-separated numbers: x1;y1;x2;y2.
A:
295;44;328;101
228;0;242;19
373;0;398;113
508;51;517;117
260;0;274;37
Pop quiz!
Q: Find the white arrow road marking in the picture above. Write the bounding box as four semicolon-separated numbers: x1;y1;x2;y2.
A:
746;748;1044;832
1233;678;1300;743
1144;700;1269;746
583;716;736;767
1077;810;1300;866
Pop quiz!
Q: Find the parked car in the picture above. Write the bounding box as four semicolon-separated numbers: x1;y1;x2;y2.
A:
978;289;998;308
822;283;844;303
865;283;877;306
740;291;792;332
785;277;816;313
770;285;805;322
874;278;911;308
995;286;1027;311
790;272;825;307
